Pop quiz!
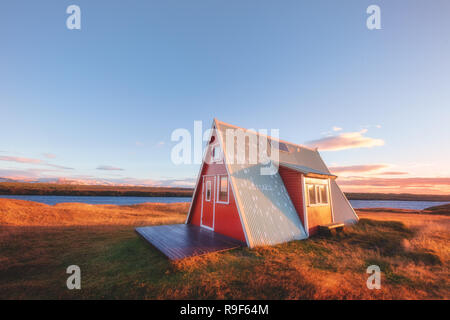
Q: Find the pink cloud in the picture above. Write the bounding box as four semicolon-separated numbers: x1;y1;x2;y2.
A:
377;171;408;175
43;153;56;159
0;156;43;164
337;176;450;195
306;129;384;151
0;155;73;170
329;164;389;174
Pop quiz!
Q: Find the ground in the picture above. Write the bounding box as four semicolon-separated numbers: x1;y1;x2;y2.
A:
0;199;448;299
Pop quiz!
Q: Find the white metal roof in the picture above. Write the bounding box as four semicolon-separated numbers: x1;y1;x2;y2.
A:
216;120;308;247
215;119;358;247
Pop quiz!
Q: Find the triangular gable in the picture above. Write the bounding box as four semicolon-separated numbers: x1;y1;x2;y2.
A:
185;120;251;246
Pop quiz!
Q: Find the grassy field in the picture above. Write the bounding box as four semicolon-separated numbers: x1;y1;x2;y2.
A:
0;199;448;299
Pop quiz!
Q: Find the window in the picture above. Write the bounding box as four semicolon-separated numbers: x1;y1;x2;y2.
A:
306;183;329;206
307;184;317;205
212;145;221;162
205;181;211;201
268;139;290;152
319;185;328;204
217;175;229;203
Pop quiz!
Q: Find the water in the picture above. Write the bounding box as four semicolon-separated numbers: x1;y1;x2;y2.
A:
0;195;191;206
349;200;448;210
0;195;447;210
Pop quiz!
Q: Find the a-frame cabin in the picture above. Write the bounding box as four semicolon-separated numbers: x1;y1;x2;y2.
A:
137;119;358;260
185;119;358;248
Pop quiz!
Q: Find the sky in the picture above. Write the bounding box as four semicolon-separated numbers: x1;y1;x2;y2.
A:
1;1;449;194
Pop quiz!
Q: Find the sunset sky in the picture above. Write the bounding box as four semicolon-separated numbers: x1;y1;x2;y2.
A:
1;1;449;194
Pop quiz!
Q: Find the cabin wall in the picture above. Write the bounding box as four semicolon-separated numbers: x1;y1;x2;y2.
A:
278;166;306;227
187;135;246;243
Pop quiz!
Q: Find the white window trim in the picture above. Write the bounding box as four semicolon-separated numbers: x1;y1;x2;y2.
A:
216;175;229;204
205;180;212;202
211;144;222;163
306;182;329;207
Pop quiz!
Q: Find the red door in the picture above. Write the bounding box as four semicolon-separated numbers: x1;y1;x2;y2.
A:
201;176;215;229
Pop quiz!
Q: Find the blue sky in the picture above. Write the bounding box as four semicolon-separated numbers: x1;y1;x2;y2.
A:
1;1;449;193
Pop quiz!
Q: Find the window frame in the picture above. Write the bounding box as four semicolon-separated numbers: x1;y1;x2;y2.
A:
319;185;328;205
307;184;317;206
306;182;329;207
216;175;229;204
211;144;222;162
205;180;212;202
267;139;290;153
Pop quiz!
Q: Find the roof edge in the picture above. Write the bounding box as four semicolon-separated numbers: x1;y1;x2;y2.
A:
214;118;318;152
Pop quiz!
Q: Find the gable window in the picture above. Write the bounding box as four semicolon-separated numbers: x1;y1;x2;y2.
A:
306;182;329;206
217;175;229;203
268;139;290;152
212;145;222;162
205;181;211;201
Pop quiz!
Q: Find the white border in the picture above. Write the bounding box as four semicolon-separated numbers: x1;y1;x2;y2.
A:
200;175;215;231
216;174;230;204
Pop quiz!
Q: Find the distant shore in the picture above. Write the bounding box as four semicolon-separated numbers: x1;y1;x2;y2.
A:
0;182;192;197
0;182;449;202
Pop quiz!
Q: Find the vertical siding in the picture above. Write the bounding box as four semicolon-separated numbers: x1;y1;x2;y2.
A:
278;166;305;227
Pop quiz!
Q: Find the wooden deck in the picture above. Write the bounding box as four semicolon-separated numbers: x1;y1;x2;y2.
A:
135;224;244;260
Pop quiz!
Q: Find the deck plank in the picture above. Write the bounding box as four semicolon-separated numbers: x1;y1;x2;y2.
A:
135;224;244;260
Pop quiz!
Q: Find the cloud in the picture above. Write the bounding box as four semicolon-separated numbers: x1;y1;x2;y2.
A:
46;164;74;170
329;164;389;174
0;156;43;164
336;176;450;195
0;154;73;170
96;165;124;171
306;129;384;151
377;171;408;175
43;153;56;159
332;126;343;132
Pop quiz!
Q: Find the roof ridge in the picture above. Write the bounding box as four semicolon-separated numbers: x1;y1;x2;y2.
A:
215;119;318;152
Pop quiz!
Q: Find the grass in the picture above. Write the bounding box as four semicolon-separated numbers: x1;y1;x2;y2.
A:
0;199;449;299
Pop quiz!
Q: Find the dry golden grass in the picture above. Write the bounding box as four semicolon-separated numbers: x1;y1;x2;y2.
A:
0;199;448;299
0;198;189;226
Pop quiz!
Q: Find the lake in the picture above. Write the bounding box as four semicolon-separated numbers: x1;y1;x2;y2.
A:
0;195;448;210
